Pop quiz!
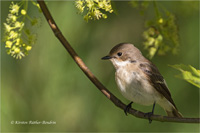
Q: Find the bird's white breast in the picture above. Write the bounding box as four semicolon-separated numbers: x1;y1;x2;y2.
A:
115;64;161;106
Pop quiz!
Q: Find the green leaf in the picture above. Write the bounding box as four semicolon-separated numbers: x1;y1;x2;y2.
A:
189;65;200;77
170;64;200;88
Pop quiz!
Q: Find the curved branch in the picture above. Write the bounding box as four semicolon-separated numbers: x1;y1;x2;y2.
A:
37;0;200;124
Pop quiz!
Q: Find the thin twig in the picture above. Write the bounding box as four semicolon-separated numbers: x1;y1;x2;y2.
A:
37;0;200;124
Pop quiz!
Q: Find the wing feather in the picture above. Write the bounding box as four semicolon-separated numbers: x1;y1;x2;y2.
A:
139;62;177;109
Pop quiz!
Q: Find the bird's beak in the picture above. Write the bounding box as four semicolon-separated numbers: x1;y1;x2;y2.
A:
101;55;112;60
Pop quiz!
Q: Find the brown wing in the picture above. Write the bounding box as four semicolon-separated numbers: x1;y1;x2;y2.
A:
139;61;177;109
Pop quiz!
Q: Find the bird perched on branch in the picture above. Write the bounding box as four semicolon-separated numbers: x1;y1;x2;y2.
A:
102;43;182;123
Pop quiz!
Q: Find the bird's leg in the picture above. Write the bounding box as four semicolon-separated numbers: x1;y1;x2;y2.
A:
124;102;133;116
144;102;156;123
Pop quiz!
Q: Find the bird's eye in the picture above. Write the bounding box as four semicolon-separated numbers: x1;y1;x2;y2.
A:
117;52;122;57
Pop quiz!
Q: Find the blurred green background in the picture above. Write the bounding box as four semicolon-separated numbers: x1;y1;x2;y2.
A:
1;1;199;132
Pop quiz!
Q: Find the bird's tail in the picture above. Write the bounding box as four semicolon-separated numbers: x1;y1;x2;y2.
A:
166;108;183;118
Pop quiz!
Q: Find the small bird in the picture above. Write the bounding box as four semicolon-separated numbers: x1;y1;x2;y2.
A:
102;43;182;122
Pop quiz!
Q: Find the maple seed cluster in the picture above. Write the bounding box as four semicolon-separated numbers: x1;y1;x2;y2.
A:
4;2;39;59
75;0;113;22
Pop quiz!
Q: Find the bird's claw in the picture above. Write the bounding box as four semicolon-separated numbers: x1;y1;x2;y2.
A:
144;112;153;123
124;102;133;116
